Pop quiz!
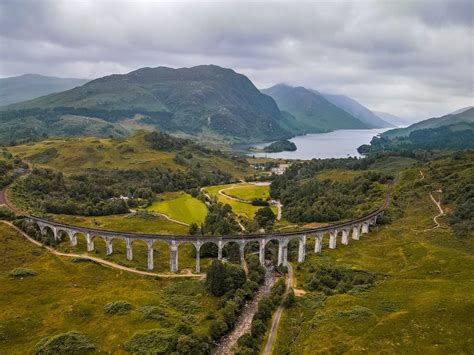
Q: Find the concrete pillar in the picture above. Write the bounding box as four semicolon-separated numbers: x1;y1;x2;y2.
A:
352;225;360;240
298;235;306;263
86;233;94;252
239;242;245;266
259;239;266;266
218;240;223;261
341;229;349;245
278;239;288;266
125;238;133;260
170;241;179;273
362;223;369;234
195;242;202;273
329;230;337;249
314;233;323;253
105;237;113;255
52;227;58;241
71;233;77;247
146;240;154;270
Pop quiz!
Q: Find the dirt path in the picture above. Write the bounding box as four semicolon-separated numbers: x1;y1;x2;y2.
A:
263;263;293;355
212;267;277;355
0;220;204;279
428;191;444;229
151;212;190;226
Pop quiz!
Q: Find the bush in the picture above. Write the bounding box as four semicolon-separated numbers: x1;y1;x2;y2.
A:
8;268;37;278
124;329;176;353
104;300;132;315
251;319;266;338
306;265;375;295
283;288;296;308
139;305;166;321
0;207;15;220
206;260;246;297
209;319;228;340
35;331;95;354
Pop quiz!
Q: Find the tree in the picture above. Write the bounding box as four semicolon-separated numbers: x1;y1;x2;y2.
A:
254;206;276;229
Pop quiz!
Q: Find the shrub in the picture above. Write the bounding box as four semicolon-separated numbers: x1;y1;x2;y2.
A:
8;268;37;278
139;305;166;321
251;319;266;338
124;329;176;353
104;300;132;315
35;331;95;354
209;319;228;340
206;260;246;297
0;207;15;220
283;288;296;308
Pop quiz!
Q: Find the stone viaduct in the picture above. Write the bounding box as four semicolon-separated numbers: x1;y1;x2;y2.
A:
25;202;386;273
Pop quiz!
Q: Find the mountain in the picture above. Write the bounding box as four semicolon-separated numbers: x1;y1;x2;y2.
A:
449;106;473;115
0;65;294;144
0;74;89;106
373;111;411;127
358;107;474;154
382;107;474;139
321;93;394;128
261;84;368;132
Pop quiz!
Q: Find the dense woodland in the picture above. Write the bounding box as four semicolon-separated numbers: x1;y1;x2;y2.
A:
358;124;474;155
12;166;232;216
271;167;391;223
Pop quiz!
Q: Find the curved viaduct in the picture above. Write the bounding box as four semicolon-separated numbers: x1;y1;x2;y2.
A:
22;187;390;273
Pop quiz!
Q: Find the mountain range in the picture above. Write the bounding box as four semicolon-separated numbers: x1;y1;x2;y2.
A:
0;66;410;145
0;74;89;106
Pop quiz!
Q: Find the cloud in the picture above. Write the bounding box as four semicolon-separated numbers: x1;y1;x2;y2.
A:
0;0;472;119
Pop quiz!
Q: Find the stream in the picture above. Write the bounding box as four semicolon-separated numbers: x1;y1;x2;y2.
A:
212;267;277;355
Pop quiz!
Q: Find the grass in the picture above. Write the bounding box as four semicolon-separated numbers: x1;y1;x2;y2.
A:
203;183;277;220
223;184;270;201
315;169;363;182
146;192;208;225
0;223;218;353
50;213;189;235
7;132;254;179
273;163;474;354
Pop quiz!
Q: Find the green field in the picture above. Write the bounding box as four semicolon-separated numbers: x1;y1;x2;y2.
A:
51;213;189;235
0;223;218;353
146;192;208;225
7;133;254;179
224;184;271;201
273;163;474;354
203;183;277;220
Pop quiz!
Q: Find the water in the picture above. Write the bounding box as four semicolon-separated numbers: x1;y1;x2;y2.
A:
240;128;388;160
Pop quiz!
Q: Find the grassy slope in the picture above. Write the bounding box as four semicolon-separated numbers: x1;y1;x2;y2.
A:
7;133;254;179
203;184;277;220
0;223;217;353
224;184;270;201
146;192;208;225
274;163;474;354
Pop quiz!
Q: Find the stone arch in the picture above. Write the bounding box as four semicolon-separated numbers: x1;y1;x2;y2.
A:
222;240;244;265
244;240;260;262
263;238;280;265
177;241;198;271
150;239;171;272
71;231;89;251
286;236;301;262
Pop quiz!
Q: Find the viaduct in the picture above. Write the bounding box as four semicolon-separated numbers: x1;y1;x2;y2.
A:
24;199;387;273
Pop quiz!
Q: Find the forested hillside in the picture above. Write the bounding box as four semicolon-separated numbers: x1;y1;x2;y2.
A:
0;65;295;144
262;84;368;132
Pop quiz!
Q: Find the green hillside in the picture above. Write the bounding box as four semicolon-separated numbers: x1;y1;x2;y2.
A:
382;107;474;139
262;84;368;132
1;65;294;145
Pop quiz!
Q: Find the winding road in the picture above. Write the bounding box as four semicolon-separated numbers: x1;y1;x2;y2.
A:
263;263;293;355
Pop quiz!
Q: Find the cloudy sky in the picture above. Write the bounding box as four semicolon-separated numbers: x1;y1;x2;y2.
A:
0;0;473;119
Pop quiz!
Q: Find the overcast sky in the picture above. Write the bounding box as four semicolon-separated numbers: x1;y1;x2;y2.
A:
0;0;473;119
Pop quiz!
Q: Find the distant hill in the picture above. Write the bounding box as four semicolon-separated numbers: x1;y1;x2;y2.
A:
0;74;89;106
382;107;474;139
321;93;394;128
358;107;474;154
373;111;411;127
449;106;473;115
0;65;293;145
261;84;368;132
